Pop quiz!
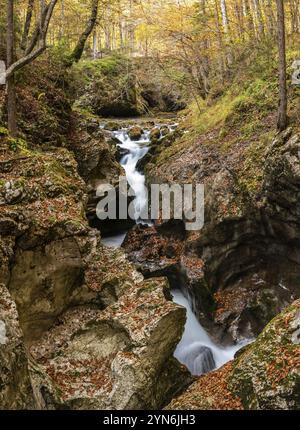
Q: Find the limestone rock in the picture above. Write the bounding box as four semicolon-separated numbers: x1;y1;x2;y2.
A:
29;251;191;409
0;284;36;410
229;300;300;410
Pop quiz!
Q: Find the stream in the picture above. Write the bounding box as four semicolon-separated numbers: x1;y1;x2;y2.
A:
101;122;248;376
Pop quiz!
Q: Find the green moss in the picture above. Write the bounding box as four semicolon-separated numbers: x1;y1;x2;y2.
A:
7;136;28;152
0;126;8;136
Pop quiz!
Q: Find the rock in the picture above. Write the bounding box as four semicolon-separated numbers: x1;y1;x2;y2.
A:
75;59;141;117
128;126;143;141
104;121;119;131
0;284;36;410
122;222;187;289
116;146;130;162
140;130;300;345
166;300;300;410
150;127;161;142
0;131;191;410
181;344;216;376
160;126;170;137
136;151;153;172
8;236;87;341
29;253;192;409
229;299;300;410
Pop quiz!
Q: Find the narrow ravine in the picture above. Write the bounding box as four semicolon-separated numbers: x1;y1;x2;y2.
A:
101;123;249;377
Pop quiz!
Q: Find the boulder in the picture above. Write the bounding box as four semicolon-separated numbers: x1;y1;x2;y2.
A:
128;126;143;141
29;248;192;410
229;299;300;410
150;127;161;142
0;284;36;410
0;133;192;410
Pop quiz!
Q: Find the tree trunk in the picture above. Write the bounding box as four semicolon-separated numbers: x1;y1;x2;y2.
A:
7;0;17;137
243;0;255;36
253;0;265;38
70;0;99;63
276;0;288;131
21;0;35;51
264;0;275;35
214;0;226;77
93;29;97;59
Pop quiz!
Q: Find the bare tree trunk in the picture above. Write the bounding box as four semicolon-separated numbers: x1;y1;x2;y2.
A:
214;0;226;77
199;0;210;77
21;0;35;51
235;0;245;40
276;0;287;131
252;0;265;38
264;0;275;36
93;29;97;59
289;0;300;33
59;0;65;39
220;0;233;65
6;0;58;78
70;0;99;63
243;0;255;36
7;0;17;137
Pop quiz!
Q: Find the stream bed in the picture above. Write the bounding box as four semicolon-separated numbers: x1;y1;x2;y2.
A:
101;122;249;376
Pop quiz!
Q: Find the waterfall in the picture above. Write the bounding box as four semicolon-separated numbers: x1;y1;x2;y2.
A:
114;129;150;222
172;289;249;376
100;122;250;377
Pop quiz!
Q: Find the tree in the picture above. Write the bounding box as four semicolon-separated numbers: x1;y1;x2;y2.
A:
6;0;16;136
20;0;35;51
69;0;99;63
6;0;59;136
276;0;288;131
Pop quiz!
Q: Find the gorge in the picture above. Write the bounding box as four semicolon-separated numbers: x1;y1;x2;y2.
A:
101;121;251;377
0;0;300;410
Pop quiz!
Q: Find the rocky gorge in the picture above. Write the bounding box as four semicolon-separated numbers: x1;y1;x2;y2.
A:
0;51;299;411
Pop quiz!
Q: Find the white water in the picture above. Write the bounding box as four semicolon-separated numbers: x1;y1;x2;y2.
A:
114;129;150;221
101;232;127;249
172;289;249;376
101;123;249;377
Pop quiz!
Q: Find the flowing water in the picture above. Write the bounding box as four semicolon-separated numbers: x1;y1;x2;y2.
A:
172;289;249;376
114;128;150;222
101;123;250;377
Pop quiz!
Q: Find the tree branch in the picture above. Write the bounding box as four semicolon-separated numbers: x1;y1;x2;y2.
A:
6;0;58;79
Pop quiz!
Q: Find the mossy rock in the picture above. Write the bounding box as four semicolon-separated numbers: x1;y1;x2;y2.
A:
128;126;143;141
229;300;300;410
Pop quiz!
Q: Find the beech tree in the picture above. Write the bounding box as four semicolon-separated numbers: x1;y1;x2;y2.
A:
69;0;99;64
5;0;100;136
6;0;59;136
276;0;288;131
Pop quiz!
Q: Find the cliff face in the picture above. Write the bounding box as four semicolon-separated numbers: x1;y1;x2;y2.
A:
166;299;300;410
